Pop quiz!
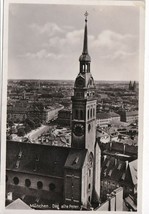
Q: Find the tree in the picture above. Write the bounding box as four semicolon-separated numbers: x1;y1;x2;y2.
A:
33;118;41;128
18;128;25;137
25;118;35;129
15;118;21;124
24;124;31;134
7;120;14;127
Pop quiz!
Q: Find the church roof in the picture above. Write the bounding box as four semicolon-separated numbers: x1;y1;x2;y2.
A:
79;54;91;62
6;141;70;177
6;141;88;177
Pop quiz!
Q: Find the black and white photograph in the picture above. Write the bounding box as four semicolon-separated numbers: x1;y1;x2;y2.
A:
1;0;145;212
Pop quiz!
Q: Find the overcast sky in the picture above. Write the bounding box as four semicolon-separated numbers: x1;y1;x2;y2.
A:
8;3;141;81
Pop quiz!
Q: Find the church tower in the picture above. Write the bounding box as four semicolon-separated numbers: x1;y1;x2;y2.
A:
71;12;97;156
64;12;101;207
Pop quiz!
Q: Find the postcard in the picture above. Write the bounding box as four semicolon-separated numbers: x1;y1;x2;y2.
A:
1;0;145;213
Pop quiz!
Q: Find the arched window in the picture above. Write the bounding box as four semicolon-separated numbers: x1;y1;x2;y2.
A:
88;183;91;189
13;177;19;185
49;183;56;191
87;63;90;72
88;109;90;120
83;65;84;71
80;110;83;120
88;169;91;177
37;181;43;189
93;108;95;117
25;179;31;188
90;109;92;118
88;124;91;132
75;110;78;119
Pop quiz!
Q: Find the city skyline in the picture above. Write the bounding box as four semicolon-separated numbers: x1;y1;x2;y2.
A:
8;3;141;81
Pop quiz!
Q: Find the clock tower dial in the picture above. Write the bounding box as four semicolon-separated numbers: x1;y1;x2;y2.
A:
75;78;84;88
73;123;84;137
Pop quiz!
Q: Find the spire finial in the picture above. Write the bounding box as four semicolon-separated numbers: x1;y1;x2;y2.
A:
84;11;89;22
79;11;91;62
82;11;89;54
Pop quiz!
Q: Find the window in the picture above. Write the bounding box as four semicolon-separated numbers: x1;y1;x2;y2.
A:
75;110;78;119
106;161;110;167
88;109;90;120
90;109;92;118
88;169;91;177
93;108;95;117
88;183;91;190
6;175;8;183
108;169;112;176
13;177;19;185
80;110;83;120
25;179;31;188
83;65;84;71
49;183;56;191
37;181;43;189
88;124;91;132
18;151;22;159
15;160;20;168
35;155;39;161
117;163;122;170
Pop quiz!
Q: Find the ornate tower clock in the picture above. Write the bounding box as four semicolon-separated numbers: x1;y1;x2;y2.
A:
71;11;97;156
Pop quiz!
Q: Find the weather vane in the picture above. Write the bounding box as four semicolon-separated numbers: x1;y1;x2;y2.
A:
84;11;89;21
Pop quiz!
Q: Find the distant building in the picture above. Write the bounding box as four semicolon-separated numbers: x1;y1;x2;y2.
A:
100;142;137;203
7;105;27;122
118;111;138;123
7;102;63;124
109;112;120;122
96;113;111;127
43;105;64;123
57;108;72;127
125;111;138;124
96;112;120;127
129;81;137;92
129;81;132;91
132;81;137;92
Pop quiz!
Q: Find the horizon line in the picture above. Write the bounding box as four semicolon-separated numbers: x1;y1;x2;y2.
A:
8;78;139;82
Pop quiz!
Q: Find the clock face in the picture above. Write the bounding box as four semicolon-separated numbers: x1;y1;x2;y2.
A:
73;123;84;136
76;78;84;87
